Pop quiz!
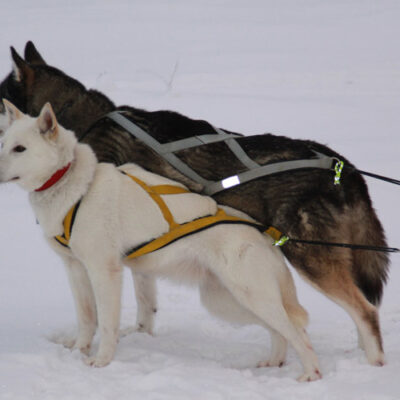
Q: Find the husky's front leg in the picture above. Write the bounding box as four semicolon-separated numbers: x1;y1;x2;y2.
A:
62;255;97;355
83;256;123;367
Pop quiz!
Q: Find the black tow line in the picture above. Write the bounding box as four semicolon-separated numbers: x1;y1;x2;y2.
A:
284;238;399;253
353;168;400;186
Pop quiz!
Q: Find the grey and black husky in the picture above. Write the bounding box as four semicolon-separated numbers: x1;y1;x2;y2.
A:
0;42;389;365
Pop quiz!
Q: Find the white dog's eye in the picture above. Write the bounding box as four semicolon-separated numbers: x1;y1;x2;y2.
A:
13;145;26;153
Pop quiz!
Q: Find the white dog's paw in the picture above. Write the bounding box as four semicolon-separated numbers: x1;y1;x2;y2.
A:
257;358;285;368
72;341;91;356
47;332;76;349
84;353;113;368
61;337;76;350
297;368;322;382
119;324;153;338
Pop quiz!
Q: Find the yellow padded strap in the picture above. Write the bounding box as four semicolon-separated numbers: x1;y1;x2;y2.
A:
55;203;77;246
126;208;251;259
124;173;189;229
264;226;284;242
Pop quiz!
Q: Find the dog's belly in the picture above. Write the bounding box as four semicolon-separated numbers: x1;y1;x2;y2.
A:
125;247;208;287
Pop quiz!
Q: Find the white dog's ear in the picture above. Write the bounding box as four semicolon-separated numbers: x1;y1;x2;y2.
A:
2;98;23;125
38;102;58;139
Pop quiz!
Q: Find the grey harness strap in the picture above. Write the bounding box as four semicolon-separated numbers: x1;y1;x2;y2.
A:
107;111;214;186
107;111;337;195
204;152;334;195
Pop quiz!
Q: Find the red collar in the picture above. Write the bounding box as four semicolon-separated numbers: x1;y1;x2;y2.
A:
35;163;72;192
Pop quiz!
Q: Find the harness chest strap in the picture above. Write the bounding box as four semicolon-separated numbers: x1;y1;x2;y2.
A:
54;173;286;257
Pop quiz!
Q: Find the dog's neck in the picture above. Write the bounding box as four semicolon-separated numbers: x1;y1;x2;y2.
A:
29;143;97;237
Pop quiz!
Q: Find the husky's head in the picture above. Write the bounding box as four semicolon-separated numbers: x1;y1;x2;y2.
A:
0;100;76;192
0;42;114;139
0;42;46;135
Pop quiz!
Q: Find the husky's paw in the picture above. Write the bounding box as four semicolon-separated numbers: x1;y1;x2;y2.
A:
370;356;385;367
84;353;112;368
297;368;322;382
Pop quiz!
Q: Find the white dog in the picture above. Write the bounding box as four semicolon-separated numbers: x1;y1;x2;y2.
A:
0;100;321;381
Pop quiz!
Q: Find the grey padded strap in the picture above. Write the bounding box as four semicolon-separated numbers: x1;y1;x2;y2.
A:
107;111;213;186
160;132;241;153
213;127;260;169
203;153;335;195
107;111;336;195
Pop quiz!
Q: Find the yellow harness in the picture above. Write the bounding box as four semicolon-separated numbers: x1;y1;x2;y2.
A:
55;173;286;258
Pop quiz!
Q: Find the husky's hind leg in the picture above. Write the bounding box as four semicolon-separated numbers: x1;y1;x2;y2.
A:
309;267;385;365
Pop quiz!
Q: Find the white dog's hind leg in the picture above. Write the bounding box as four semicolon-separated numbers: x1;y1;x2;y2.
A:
210;241;321;381
199;271;262;326
199;272;288;367
257;330;287;368
83;258;123;367
62;256;97;355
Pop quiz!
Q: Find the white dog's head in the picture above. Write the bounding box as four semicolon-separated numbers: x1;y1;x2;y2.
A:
0;100;77;192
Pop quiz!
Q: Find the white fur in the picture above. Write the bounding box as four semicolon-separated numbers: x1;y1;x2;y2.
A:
0;102;322;381
0;112;8;136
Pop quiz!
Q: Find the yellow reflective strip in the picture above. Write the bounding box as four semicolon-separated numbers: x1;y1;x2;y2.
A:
264;226;283;241
126;209;247;259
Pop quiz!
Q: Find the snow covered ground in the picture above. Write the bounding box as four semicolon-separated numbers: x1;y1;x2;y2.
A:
1;1;400;399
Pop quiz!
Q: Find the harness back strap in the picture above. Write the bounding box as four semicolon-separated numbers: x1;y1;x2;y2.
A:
106;111;338;195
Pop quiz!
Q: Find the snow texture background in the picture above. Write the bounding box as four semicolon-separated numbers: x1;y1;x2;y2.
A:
1;1;400;399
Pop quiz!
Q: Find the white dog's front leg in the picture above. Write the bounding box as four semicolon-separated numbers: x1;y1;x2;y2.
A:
132;272;157;334
62;256;97;355
119;272;157;337
84;259;123;367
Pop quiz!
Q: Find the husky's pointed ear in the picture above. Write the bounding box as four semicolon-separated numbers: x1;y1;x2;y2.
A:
11;46;34;83
24;41;46;65
38;102;58;139
2;99;24;125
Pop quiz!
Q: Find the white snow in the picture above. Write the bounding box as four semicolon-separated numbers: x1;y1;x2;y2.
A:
1;1;400;399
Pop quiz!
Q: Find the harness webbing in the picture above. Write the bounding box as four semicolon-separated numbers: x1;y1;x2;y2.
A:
53;172;274;257
121;172;271;259
55;200;81;247
106;111;338;195
126;174;189;230
54;173;399;255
